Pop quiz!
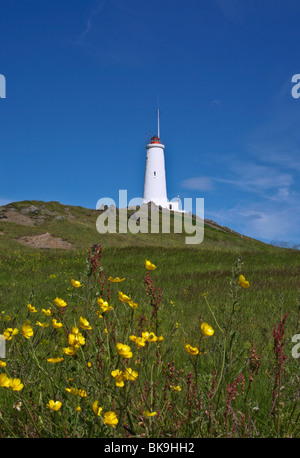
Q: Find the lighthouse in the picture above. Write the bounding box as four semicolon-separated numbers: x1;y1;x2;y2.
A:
143;109;179;211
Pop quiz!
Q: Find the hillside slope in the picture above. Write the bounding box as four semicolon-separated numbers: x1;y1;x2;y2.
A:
0;200;275;254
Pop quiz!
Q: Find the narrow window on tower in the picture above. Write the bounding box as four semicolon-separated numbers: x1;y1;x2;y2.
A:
153;171;156;177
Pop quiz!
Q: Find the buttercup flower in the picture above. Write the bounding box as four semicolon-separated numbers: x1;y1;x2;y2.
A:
47;400;62;411
145;259;157;271
0;361;6;368
201;322;214;337
129;335;146;348
21;323;34;339
52;318;63;329
118;292;131;303
92;400;103;416
123;367;138;381
170;385;182;392
78;389;87;398
142;331;158;342
143;410;157;417
47;357;64;363
97;297;113;312
116;343;132;359
54;297;67;308
71;279;82;288
63;346;78;356
128;300;138;310
0;373;10;387
65;387;79;395
9;378;24;391
79;316;92;331
111;369;126;387
108;276;125;283
27;304;37;313
3;328;18;340
103;411;118;428
42;308;52;316
239;275;250;289
68;326;85;348
36;321;50;328
185;344;199;355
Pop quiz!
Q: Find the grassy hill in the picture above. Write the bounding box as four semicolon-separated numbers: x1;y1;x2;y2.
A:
0;199;274;253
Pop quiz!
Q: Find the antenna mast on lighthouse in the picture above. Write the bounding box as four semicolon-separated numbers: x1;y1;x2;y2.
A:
157;106;160;139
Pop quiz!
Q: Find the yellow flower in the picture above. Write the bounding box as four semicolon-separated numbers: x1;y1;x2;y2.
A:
97;297;113;312
96;311;103;319
129;335;146;348
9;378;24;391
41;308;52;316
92;400;103;416
78;389;87;398
68;327;85;348
21;323;34;339
123;367;138;381
145;259;157;271
66;387;78;395
185;344;199;355
47;357;64;363
108;276;125;283
36;321;50;328
76;406;81;412
116;343;132;359
142;331;158;342
63;346;78;356
201;322;214;337
118;291;131;303
0;361;6;368
128;300;138;310
239;275;250;288
79;316;92;331
170;385;182;392
0;373;10;387
47;400;62;411
143;410;157;417
54;297;67;308
3;328;18;340
27;304;38;313
111;369;126;387
52;318;63;329
49;274;56;279
87;361;92;368
71;279;82;288
103;411;118;428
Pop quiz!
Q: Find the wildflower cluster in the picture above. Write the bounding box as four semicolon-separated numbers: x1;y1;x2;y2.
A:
0;246;297;439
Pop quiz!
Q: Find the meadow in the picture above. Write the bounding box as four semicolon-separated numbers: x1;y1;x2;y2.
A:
0;201;300;438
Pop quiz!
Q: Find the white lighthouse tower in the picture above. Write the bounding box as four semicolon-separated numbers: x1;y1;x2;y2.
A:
143;109;179;211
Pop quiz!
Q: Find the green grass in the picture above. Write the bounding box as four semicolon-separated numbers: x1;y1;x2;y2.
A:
0;200;300;438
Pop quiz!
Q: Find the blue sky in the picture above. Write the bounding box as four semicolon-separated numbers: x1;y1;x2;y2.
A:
1;0;300;245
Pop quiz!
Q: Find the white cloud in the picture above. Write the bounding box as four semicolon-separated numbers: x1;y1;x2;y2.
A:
181;176;214;191
206;201;300;243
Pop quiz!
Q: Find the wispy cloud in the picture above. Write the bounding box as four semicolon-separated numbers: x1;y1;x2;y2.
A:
213;0;245;22
181;162;294;201
181;176;214;191
206;200;300;243
74;0;106;46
